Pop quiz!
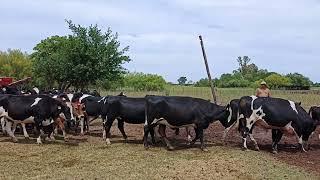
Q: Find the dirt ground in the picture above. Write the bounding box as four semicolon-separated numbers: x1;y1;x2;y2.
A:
1;120;319;179
205;123;320;176
87;120;320;176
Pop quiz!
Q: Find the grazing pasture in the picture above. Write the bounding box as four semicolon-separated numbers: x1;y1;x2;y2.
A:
1;86;320;179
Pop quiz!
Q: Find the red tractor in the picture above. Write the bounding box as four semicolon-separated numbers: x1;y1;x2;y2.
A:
0;77;32;90
0;77;13;87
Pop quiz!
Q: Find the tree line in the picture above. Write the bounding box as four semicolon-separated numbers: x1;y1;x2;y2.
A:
191;56;314;89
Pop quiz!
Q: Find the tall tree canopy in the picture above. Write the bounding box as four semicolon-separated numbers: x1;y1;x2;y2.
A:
31;20;130;90
0;49;32;79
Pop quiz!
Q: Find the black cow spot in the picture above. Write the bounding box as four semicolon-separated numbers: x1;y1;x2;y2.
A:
250;121;253;125
256;111;262;116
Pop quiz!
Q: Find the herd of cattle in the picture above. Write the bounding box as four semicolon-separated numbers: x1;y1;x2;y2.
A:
0;87;320;154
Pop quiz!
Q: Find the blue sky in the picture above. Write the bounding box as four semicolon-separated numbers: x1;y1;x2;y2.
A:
1;0;319;83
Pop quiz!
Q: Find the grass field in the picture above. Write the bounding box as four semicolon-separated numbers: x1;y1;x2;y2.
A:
105;86;320;109
1;86;320;179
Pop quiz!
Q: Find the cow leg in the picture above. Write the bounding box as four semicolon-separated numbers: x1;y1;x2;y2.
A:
222;121;237;143
104;117;114;145
199;128;208;152
149;127;156;144
222;127;231;143
186;127;192;145
299;136;308;153
1;117;6;135
272;129;283;154
36;129;45;144
85;117;89;133
249;134;259;151
143;125;150;149
33;118;44;144
58;119;67;141
6;120;17;143
21;123;30;139
190;128;201;145
11;122;17;135
175;128;180;135
117;120;128;142
158;125;174;150
102;118;107;140
80;118;85;136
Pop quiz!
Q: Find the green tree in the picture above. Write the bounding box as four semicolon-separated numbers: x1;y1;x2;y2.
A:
194;78;210;87
123;72;166;91
286;73;312;87
0;49;32;80
31;20;130;90
265;73;291;89
177;76;187;85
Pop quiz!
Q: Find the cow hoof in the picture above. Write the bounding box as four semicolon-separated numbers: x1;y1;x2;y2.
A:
12;137;18;143
80;133;85;136
186;142;191;146
25;136;30;140
167;146;174;151
272;150;278;154
124;138;128;143
106;138;111;145
254;146;260;151
301;149;307;153
201;148;209;152
242;147;248;151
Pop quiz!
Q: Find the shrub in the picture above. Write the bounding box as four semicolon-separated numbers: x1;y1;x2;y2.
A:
123;72;166;91
265;73;291;89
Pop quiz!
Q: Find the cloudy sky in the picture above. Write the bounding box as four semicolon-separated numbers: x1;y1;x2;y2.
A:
1;0;319;82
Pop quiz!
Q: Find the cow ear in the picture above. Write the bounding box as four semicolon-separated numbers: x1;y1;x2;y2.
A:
298;102;301;106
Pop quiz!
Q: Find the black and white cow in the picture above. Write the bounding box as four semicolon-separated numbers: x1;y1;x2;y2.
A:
238;96;318;153
0;95;72;143
3;93;76;141
143;95;230;151
309;106;320;140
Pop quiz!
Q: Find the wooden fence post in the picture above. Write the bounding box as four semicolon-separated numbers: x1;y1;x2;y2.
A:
199;35;217;103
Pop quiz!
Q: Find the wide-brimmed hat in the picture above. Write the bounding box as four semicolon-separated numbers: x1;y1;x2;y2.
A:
260;81;267;85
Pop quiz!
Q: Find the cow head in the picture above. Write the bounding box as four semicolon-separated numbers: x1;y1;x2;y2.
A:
72;102;86;120
238;116;250;138
118;92;126;97
237;96;264;138
56;101;72;123
309;106;320;126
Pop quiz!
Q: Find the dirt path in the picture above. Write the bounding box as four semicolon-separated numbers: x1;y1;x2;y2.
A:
98;121;320;176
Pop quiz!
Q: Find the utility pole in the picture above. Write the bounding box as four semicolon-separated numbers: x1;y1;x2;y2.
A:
199;35;217;103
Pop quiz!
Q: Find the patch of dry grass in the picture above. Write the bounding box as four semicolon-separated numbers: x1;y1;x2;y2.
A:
0;135;318;180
